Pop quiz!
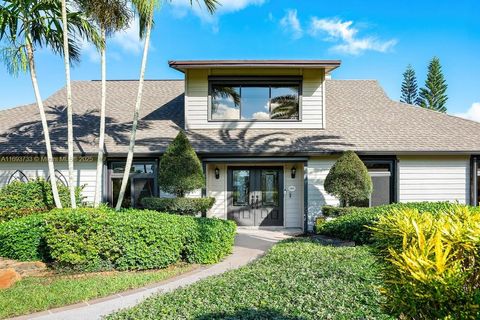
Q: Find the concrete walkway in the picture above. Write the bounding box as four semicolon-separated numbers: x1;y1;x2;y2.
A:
16;228;300;320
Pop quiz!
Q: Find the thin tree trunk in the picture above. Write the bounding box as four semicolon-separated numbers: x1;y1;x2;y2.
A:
26;36;62;208
94;28;107;207
115;9;154;210
61;0;77;208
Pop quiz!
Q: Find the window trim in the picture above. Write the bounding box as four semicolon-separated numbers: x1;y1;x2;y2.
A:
207;76;303;122
361;157;398;205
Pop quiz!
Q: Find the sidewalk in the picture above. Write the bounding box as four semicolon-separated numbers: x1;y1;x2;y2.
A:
15;228;298;320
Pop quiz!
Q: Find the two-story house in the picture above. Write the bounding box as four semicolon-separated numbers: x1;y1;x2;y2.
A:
1;60;480;230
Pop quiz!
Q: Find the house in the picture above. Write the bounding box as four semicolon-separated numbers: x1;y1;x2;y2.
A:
1;60;479;230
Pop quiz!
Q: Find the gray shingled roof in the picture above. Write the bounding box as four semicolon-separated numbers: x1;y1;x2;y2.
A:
1;79;480;156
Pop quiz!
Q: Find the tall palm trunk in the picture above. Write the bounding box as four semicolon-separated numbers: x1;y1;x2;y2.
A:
26;34;62;208
61;0;77;208
94;27;107;207
115;8;154;210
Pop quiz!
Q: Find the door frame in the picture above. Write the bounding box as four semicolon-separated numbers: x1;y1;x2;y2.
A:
226;166;284;227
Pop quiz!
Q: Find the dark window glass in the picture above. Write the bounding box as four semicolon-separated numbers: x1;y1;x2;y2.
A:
261;170;279;206
112;178;131;208
232;170;249;206
133;178;155;208
112;162;154;174
210;82;299;121
353;165;392;207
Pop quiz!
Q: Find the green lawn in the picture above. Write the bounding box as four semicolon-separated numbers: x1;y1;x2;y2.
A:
108;239;393;320
0;263;195;319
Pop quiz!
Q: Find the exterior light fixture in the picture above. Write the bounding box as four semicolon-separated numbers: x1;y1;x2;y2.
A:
291;167;297;179
215;167;220;179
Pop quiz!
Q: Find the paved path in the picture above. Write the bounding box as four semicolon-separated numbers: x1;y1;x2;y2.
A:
16;229;300;320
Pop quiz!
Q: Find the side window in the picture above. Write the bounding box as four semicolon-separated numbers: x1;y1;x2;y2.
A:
354;161;394;207
47;170;68;186
7;170;29;184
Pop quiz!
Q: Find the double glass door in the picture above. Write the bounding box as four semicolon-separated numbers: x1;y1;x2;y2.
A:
227;167;283;226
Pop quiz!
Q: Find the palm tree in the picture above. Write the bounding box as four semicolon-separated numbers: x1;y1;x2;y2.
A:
0;0;99;208
115;0;219;210
270;94;299;119
60;0;102;208
76;0;131;207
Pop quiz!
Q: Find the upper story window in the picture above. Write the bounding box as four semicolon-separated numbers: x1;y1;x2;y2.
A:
209;77;301;121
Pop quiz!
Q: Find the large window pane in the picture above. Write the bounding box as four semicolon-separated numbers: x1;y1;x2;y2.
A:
241;87;270;120
270;86;299;119
211;86;240;120
210;81;300;121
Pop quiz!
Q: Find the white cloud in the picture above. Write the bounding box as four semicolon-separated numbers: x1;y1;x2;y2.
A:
455;102;480;122
110;16;144;54
169;0;265;31
309;17;397;55
252;111;270;120
280;9;303;39
81;40;100;63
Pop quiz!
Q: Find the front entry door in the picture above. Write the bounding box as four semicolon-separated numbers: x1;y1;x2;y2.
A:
227;167;283;226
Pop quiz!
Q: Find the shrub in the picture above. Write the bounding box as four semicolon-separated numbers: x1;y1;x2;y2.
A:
370;206;480;319
0;214;48;261
0;179;83;221
184;217;236;264
141;197;215;216
321;205;359;217
316;202;465;244
158;131;205;197
43;208;235;270
324;151;372;206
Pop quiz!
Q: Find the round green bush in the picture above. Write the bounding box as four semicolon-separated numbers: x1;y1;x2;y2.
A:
324;151;372;207
141;197;215;216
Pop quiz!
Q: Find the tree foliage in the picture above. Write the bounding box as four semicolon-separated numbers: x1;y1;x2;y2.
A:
158;131;205;197
324;151;372;207
400;64;419;105
418;57;448;113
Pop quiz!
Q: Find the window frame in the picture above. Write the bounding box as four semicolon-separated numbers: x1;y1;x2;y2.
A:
207;76;303;122
106;158;159;208
361;157;398;206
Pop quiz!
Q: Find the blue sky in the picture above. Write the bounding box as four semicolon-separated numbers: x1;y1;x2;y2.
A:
1;0;479;120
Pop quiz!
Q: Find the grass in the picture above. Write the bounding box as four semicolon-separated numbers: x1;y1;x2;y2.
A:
107;239;393;320
0;263;195;319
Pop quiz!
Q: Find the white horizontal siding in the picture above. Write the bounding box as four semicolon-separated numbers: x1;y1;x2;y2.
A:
307;157;339;230
398;156;470;204
0;161;98;204
284;163;303;228
185;68;325;130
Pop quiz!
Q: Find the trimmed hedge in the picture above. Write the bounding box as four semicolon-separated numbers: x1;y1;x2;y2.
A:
0;179;83;222
0;214;48;261
42;208;235;270
321;205;359;217
316;202;467;244
141;197;215;216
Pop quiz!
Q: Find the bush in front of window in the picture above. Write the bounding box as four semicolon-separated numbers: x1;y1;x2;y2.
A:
324;151;372;207
0;179;84;222
158;131;205;197
316;202;467;245
141;197;215;216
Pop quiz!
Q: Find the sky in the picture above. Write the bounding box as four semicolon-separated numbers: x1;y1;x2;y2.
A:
0;0;479;121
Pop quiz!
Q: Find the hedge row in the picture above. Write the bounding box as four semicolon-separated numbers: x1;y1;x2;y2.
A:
316;202;468;244
0;208;236;270
141;197;215;216
0;179;83;222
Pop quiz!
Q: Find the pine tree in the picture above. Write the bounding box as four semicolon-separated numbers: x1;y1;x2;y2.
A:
418;57;448;113
400;64;419;105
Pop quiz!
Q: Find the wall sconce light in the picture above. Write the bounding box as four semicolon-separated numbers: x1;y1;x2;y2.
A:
291;166;297;179
215;167;220;179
